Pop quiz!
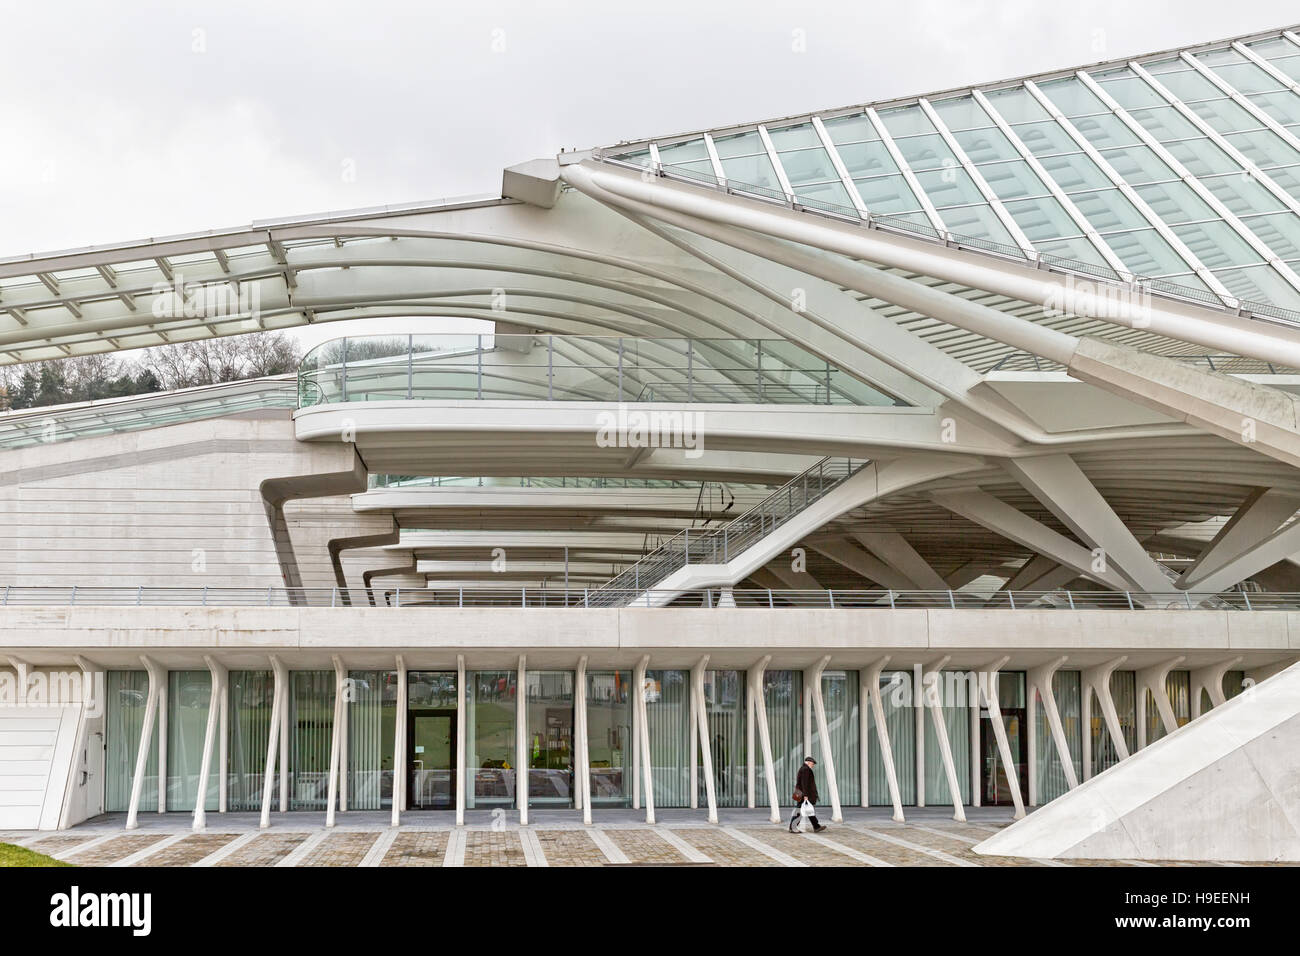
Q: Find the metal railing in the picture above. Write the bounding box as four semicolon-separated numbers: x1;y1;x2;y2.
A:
587;456;870;607
595;156;1300;331
988;351;1299;375
296;333;897;408
0;585;1295;610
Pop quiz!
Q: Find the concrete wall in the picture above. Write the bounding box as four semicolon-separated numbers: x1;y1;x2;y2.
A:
0;411;360;589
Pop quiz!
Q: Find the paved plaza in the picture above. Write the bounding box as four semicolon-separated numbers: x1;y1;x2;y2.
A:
0;808;1252;867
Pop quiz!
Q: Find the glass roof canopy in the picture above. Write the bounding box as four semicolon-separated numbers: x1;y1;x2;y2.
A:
601;26;1300;324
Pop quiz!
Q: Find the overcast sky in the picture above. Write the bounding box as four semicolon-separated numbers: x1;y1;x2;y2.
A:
2;1;1297;347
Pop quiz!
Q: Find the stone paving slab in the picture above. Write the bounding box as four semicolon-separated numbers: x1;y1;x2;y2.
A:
536;830;605;866
738;827;868;866
65;834;169;866
901;826;1043;867
298;831;379;867
604;828;693;865
215;832;311;867
381;831;449;866
672;827;782;866
138;833;239;867
463;831;527;867
23;834;97;855
819;828;950;866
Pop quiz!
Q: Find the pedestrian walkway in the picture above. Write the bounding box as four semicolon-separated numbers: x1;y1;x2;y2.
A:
0;808;1242;868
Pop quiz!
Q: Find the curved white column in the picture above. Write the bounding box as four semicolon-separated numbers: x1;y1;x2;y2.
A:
392;656;407;827
325;655;346;828
979;657;1025;820
863;657;905;822
748;655;780;823
921;657;966;822
1027;656;1079;800
192;655;225;831
633;655;654;824
125;655;162;831
807;656;843;823
1083;656;1130;775
692;656;718;824
516;654;528;826
1191;656;1241;719
259;655;287;829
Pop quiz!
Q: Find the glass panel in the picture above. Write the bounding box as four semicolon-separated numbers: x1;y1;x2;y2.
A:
982;85;1052;123
923;671;971;805
836;140;899;178
1038;76;1108;116
1171;220;1263;268
467;670;516;808
1162;137;1238;176
811;670;859;805
105;671;156;812
760;670;804;807
1198;172;1289;216
821;112;880;144
288;671;334;811
1248;90;1300;126
167;670;215;812
1073;113;1141;149
891;132;957;170
1201;56;1285;95
853;174;924;214
1093;670;1137;775
719;152;780;190
1147;670;1191;743
983;671;1026;807
1003;195;1084;241
914;166;986;206
1239;212;1300;259
1189;97;1266;133
587;671;632;807
699;670;746;808
710;130;765;159
1223;670;1246;699
954;126;1020;162
645;669;689;807
794;179;852;208
1131;180;1218;223
1094;70;1166;109
1096;144;1178;183
868;671;915;805
1225;129;1300;168
1126;105;1203;141
1011;120;1080;157
1155;68;1225;102
929;95;991;131
1034;670;1082;804
1101;227;1198;276
878;104;936;138
527;671;573;808
1070;188;1150;231
976;159;1050;200
778;146;841;185
938;202;1018;245
766;123;822;150
1033;235;1110;266
1212;263;1300;308
1036;151;1114;191
227;670;273;812
348;670;397;811
655;138;709;165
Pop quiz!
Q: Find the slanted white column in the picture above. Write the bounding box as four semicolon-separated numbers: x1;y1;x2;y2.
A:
577;655;593;825
688;661;699;811
969;672;981;808
278;658;290;814
516;654;528;826
1190;656;1241;719
858;670;870;809
193;655;225;831
157;667;168;814
125;655;163;831
807;655;842;823
634;655;655;824
978;656;1025;819
259;655;287;829
631;661;641;812
863;657;905;822
914;673;925;808
1027;656;1079;795
326;655;346;828
1083;656;1130;772
748;655;780;823
921;657;966;822
217;660;229;814
392;656;406;827
692;656;718;824
746;674;756;809
1137;656;1186;741
454;654;464;826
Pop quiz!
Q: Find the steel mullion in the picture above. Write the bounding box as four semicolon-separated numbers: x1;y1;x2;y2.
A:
1078;68;1300;299
756;125;795;201
702;133;727;187
969;88;1127;272
1230;41;1300;96
918;97;1037;255
864;107;947;233
1023;78;1235;303
811;115;871;216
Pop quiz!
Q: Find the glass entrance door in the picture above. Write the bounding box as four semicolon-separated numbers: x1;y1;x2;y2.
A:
980;707;1027;807
408;711;456;809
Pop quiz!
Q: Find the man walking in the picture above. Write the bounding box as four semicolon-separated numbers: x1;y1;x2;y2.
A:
789;756;827;833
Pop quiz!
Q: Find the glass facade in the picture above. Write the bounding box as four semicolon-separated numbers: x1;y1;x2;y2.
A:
1034;670;1082;804
698;670;746;808
467;670;516;808
868;670;916;806
608;30;1300;316
1093;670;1138;776
526;671;574;808
812;670;860;806
227;670;274;811
348;669;398;810
586;671;632;807
167;670;215;812
1146;669;1192;743
105;671;156;812
923;671;971;805
759;670;803;806
645;669;690;807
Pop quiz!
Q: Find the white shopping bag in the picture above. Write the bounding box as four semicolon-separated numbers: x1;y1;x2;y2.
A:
800;800;815;818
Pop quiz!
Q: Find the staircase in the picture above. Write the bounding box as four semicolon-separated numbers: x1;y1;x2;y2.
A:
588;457;870;607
